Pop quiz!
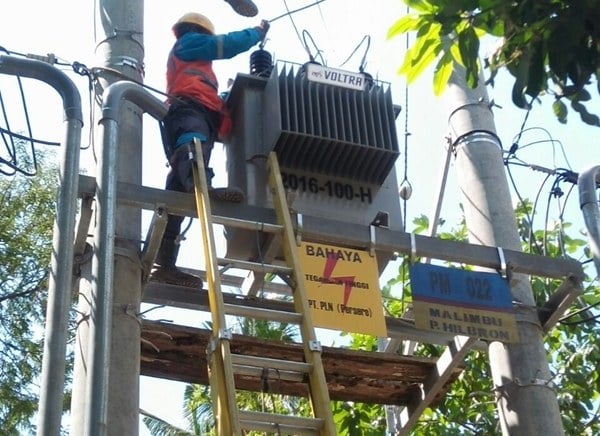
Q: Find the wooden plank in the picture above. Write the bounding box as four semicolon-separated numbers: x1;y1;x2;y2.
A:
140;320;463;406
539;275;583;331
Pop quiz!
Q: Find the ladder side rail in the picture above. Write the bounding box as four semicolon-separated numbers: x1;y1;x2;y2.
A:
191;139;241;435
266;152;336;436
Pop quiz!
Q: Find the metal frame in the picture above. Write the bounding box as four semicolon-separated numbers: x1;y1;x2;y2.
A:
75;170;584;435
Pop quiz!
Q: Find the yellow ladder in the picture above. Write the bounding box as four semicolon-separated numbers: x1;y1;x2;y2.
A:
190;139;336;435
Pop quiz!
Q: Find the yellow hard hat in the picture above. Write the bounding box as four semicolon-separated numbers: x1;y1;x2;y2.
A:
173;12;215;35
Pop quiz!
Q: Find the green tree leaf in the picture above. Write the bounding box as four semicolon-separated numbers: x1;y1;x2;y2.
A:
0;147;62;434
405;0;438;13
392;0;600;124
399;22;443;83
387;14;426;39
525;42;546;98
433;51;454;96
571;100;600;126
552;99;568;124
457;26;480;87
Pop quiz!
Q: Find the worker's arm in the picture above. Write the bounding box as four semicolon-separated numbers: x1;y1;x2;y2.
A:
174;28;263;61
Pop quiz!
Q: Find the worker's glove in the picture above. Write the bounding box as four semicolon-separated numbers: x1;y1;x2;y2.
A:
256;19;270;39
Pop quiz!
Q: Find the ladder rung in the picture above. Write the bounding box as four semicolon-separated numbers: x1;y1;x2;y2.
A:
239;410;324;435
218;257;293;275
212;215;284;233
231;354;312;373
232;365;305;383
224;303;302;324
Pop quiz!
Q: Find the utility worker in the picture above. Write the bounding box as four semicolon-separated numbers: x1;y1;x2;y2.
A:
151;13;270;287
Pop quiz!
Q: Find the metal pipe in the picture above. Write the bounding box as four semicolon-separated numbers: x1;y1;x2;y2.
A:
578;166;600;277
84;80;166;434
84;119;117;435
0;55;83;436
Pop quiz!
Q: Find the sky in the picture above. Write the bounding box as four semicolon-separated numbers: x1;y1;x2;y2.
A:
2;0;600;433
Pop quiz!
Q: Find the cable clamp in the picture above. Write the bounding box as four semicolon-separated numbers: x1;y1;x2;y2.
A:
308;340;322;352
410;233;417;264
295;213;303;246
206;329;232;356
497;246;507;279
369;225;376;257
112;55;145;76
218;328;233;341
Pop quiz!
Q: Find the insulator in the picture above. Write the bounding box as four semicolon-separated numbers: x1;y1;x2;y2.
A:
363;71;375;89
250;49;273;77
399;181;412;200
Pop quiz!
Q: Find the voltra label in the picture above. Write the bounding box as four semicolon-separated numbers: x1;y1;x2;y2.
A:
305;63;367;91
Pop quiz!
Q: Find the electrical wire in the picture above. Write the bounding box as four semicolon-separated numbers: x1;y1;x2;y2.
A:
542;178;561;256
179;217;194;240
560;311;600;325
280;0;309;60
506;161;548;255
0;127;60;147
0;89;17;175
503;137;589;311
504;101;580;260
399;4;412;318
274;1;329;64
511;126;571;170
301;30;326;65
0;43;182;173
399;10;412;233
559;295;600;324
0;47;103;174
0;76;38;176
338;35;371;72
269;0;327;23
555;181;576;258
509;102;533;151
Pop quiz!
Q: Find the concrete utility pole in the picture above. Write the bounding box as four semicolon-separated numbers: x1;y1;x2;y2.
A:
445;66;564;435
70;1;144;435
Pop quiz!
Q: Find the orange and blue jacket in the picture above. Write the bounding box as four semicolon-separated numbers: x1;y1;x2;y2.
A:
166;27;263;139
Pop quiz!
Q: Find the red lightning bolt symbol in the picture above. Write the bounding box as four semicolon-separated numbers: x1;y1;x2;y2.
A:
322;255;355;306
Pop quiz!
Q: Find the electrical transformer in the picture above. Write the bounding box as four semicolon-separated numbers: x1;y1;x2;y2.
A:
223;59;402;270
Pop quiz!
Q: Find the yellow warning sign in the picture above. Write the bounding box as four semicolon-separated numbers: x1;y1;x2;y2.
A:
298;241;387;336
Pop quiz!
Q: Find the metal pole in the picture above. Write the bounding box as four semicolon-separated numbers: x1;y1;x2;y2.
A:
83;117;118;435
445;65;564;435
0;56;83;436
70;1;145;435
81;82;166;434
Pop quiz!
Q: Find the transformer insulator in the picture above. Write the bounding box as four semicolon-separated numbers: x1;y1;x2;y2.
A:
363;72;375;89
250;49;273;77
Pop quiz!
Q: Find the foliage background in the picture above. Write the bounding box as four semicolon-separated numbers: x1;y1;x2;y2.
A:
0;149;73;434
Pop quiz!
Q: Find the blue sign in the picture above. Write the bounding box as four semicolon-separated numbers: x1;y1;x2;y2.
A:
409;263;513;312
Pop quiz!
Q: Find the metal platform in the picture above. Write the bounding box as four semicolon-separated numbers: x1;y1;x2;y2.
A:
76;173;584;433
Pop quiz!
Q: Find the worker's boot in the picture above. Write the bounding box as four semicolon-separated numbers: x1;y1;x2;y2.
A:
208;186;245;202
224;0;258;17
150;237;203;289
